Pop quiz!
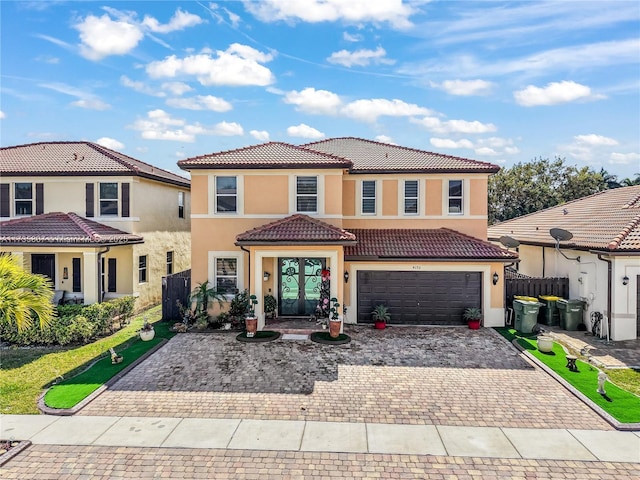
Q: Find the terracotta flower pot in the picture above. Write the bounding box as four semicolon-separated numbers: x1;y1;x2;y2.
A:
329;319;341;338
245;316;258;337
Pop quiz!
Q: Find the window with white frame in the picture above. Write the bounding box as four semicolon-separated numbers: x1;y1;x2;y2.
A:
404;180;419;214
296;176;317;213
215;258;238;294
138;255;148;283
361;180;376;214
216;176;237;213
178;192;185;218
166;251;174;275
448;180;463;214
14;183;33;216
99;182;119;216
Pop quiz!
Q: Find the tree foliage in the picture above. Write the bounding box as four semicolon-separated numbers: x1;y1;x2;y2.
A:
0;254;55;331
488;157;609;224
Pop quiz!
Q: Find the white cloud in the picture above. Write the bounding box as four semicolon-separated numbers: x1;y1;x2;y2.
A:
250;130;270;142
166;95;233;112
35;54;60;64
146;44;275;86
411;116;496;134
120;75;166;97
161;82;193;96
374;135;395;144
142;8;204;33
71;99;110;110
211;121;244;136
75;13;144;61
430;138;474;149
96;137;125;150
574;134;618;146
474;147;498;156
513;80;598;106
128;109;242;142
327;46;394;67
474;137;520;155
343;32;363;42
341;98;432;122
284;87;342;115
433;79;493;96
243;0;416;29
287;123;325;139
0;111;5;119
609;152;640;165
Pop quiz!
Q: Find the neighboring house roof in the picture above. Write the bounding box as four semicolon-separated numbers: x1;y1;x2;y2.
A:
488;186;640;252
345;228;517;260
303;137;500;174
0;212;144;247
0;142;190;188
178;142;352;170
236;214;357;245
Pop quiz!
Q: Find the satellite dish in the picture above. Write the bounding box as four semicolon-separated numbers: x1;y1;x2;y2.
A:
550;228;573;242
499;236;520;249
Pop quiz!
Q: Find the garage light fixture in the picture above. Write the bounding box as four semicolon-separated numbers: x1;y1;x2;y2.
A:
622;275;629;286
344;271;350;283
492;272;499;285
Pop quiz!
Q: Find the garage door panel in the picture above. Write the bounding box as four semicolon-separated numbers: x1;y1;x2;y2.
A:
357;270;481;325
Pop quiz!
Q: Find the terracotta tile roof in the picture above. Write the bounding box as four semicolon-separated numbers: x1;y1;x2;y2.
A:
178;142;352;170
0;212;144;246
236;214;357;244
303;137;500;173
344;228;517;260
487;186;640;252
1;142;190;188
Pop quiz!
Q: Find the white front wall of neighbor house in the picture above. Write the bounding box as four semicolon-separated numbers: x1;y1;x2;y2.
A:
612;256;640;341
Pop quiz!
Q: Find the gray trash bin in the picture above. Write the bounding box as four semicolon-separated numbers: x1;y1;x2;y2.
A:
513;299;543;334
557;299;584;330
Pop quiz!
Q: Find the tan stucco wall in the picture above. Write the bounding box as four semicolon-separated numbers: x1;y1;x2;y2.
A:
425;179;443;216
324;174;343;216
469;178;488;217
190;174;208;214
244;175;289;214
342;180;356;216
342;218;488;238
132;178;190;233
382;180;398;216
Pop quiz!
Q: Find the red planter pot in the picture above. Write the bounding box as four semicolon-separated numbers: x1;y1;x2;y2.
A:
374;320;386;330
468;320;481;330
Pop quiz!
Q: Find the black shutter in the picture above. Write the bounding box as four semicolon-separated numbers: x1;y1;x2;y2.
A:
121;183;130;217
72;258;81;292
0;184;9;217
36;183;44;214
86;183;94;217
108;258;117;292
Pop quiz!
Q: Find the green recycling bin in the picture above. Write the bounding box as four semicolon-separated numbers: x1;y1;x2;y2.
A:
557;299;585;331
513;299;543;333
538;295;561;326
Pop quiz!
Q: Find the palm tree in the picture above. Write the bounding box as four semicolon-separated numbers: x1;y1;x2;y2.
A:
0;254;55;331
189;280;226;322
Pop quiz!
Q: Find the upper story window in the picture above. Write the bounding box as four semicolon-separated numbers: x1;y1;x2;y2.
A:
296;176;317;213
216;176;237;213
404;180;419;215
14;183;33;216
215;257;238;294
99;182;119;216
138;255;148;283
178;192;185;218
362;180;376;214
166;251;174;275
448;180;463;214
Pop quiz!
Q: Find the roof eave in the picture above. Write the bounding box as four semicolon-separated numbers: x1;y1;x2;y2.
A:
1;170;190;188
345;255;517;262
179;163;349;171
349;168;498;175
235;240;357;246
0;239;144;247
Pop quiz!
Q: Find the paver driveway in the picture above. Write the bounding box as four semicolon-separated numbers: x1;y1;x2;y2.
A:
78;326;612;430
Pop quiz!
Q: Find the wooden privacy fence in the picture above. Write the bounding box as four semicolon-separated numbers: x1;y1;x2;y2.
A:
162;269;191;321
505;276;569;306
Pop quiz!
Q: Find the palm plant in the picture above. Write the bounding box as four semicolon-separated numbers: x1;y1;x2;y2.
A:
372;304;391;323
0;254;55;331
189;280;226;323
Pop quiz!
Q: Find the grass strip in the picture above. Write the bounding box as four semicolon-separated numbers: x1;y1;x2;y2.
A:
43;321;175;409
495;328;640;424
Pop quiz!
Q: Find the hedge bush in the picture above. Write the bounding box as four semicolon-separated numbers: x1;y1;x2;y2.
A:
0;296;136;346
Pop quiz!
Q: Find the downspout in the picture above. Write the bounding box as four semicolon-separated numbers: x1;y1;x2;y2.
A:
97;246;110;303
596;253;612;341
542;247;545;277
240;246;250;292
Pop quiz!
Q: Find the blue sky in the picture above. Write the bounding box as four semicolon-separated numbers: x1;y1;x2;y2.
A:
2;0;639;179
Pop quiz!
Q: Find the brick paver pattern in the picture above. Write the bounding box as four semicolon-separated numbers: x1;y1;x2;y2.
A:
78;327;612;430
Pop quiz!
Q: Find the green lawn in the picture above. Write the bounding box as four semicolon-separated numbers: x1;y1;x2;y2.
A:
0;306;167;414
496;328;640;424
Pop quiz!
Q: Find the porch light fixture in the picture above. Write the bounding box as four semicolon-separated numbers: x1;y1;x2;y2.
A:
263;271;271;282
622;275;629;286
492;272;499;285
344;271;349;283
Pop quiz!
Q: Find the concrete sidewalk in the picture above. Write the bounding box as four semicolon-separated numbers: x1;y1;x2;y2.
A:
2;414;639;463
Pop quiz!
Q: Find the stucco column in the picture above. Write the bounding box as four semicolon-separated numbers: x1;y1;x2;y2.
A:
329;254;344;333
253;252;264;331
83;251;99;304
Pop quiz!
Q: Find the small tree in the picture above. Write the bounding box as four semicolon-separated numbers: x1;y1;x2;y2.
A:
189;281;225;324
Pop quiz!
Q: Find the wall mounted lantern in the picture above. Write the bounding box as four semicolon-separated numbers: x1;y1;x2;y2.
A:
492;272;499;285
263;271;271;282
622;275;629;286
344;271;350;283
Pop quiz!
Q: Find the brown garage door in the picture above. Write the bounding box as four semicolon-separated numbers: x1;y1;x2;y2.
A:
357;271;482;325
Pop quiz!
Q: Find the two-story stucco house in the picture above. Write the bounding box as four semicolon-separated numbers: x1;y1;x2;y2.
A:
0;141;191;308
179;138;515;331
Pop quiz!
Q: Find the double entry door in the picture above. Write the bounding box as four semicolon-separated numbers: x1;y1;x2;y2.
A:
279;257;325;317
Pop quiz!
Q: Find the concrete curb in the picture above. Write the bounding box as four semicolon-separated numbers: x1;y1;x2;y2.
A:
38;339;168;416
0;441;31;467
492;329;640;432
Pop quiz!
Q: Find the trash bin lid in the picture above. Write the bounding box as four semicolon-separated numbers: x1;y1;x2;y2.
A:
566;299;585;306
514;295;538;302
557;298;570;304
514;299;542;306
539;295;561;301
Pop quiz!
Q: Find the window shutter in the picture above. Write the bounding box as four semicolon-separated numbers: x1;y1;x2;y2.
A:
108;258;117;292
36;183;44;214
86;183;94;217
72;258;81;292
0;184;9;217
121;183;130;217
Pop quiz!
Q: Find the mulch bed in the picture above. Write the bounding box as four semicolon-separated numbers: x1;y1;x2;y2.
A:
236;331;281;343
310;332;351;345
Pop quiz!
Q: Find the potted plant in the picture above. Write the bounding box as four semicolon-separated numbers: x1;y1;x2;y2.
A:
245;294;259;337
264;294;277;319
372;304;390;330
329;297;341;338
537;334;554;353
463;307;482;330
139;318;155;341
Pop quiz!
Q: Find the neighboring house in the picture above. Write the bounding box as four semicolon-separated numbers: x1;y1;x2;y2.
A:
0;142;191;308
179;137;516;331
488;186;640;341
